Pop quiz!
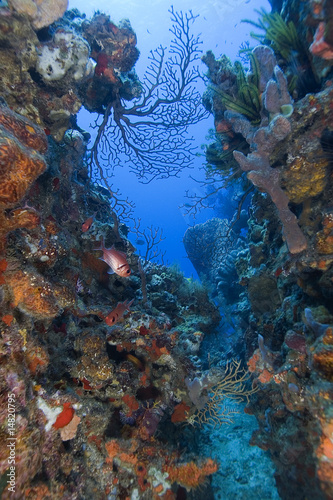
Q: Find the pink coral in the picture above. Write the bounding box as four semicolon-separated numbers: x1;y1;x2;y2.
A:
60;414;81;441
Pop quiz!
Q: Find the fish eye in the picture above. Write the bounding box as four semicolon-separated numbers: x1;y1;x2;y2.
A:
126;269;130;274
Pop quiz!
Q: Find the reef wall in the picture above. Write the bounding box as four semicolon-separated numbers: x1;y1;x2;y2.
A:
184;0;333;498
0;4;224;499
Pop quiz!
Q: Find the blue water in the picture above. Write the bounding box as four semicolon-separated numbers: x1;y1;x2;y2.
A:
69;0;270;276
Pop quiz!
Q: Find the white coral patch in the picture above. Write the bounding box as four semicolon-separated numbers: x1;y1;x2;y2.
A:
37;397;62;431
149;468;171;496
36;30;91;83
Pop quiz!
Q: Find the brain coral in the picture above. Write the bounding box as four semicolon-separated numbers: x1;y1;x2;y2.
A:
0;105;47;208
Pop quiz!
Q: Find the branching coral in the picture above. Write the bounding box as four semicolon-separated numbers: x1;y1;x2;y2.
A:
186;359;258;427
0;14;225;494
132;219;166;265
87;7;208;196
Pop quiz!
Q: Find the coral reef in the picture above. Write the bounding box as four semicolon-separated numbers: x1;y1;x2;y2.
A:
164;458;218;491
0;7;140;141
80;13;140;112
191;0;333;500
0;104;47;251
186;1;333;498
0;161;220;500
225;46;307;254
0;27;221;497
1;0;333;499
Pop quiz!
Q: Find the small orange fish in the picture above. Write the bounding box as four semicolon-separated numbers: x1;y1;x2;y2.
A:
105;299;134;326
82;213;96;232
97;238;131;277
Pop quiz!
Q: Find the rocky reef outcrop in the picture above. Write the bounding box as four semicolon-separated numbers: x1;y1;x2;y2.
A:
0;5;140;141
0;6;223;500
185;1;333;498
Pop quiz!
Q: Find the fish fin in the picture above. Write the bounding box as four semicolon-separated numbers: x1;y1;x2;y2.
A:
107;269;115;275
126;299;134;310
95;236;105;252
112;246;127;258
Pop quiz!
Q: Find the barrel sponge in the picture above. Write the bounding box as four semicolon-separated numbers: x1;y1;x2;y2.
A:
0;105;47;208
